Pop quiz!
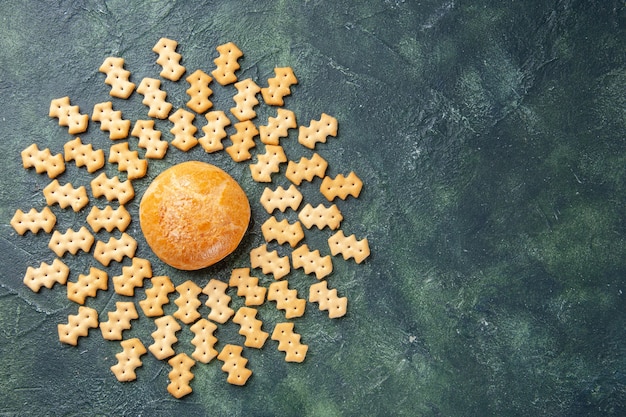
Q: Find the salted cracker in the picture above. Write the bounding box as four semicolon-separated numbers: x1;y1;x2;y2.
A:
198;110;231;153
285;153;328;185
57;306;98;346
139;275;175;317
92;101;131;140
259;108;297;145
233;307;268;349
271;322;308;363
94;232;137;266
291;244;333;280
168;353;195;399
110;338;147;382
136;77;172;119
202;279;234;324
320;171;363;201
309;280;348;318
86;205;131;233
327;230;370;264
298;113;338;149
173;280;203;325
149;315;181;360
189;318;218;364
298;203;343;230
113;257;152;297
63;137;105;173
228;268;266;307
261;216;305;248
226;120;257;162
186;69;213;113
49;96;89;135
211;42;243;86
217;344;252;386
131;120;168;159
249;144;287;182
99;56;135;99
67;266;107;304
43;180;89;212
109;142;148;180
21;143;65;179
23;258;69;293
90;173;134;205
267;280;306;319
100;301;138;341
153;37;186;81
230;78;260;122
260;184;303;214
169;108;198;151
48;226;94;257
11;207;56;235
261;67;297;106
250;244;290;280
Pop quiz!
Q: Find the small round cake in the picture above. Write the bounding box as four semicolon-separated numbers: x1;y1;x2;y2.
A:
139;161;250;270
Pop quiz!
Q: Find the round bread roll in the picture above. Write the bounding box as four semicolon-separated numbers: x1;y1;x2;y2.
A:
139;161;250;270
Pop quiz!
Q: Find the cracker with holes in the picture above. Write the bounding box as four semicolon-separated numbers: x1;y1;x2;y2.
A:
261;67;297;106
137;77;172;119
109;142;148;180
49;96;89;135
131;120;168;159
190;318;218;364
48;226;94;257
86;205;131;233
250;244;290;280
149;315;181;360
100;301;138;341
320;171;363;201
292;244;333;280
285;153;328;185
23;258;69;293
153;37;186;81
58;306;99;346
298;113;338;149
113;257;152;297
226;120;258;162
260;184;303;214
186;69;213;113
169;108;198;151
229;268;266;306
250;144;287;182
92;101;131;140
309;280;348;318
298;203;343;230
212;42;243;86
168;353;195;399
94;233;137;266
67;266;107;304
268;280;306;319
261;216;305;248
233;307;268;349
218;344;252;386
11;207;56;235
99;57;135;99
90;173;134;204
21;143;65;178
111;338;147;382
64;137;105;173
259;108;297;145
327;230;370;264
199;110;231;153
43;180;89;212
139;275;175;317
173;280;203;325
230;78;260;122
203;279;234;324
272;322;308;363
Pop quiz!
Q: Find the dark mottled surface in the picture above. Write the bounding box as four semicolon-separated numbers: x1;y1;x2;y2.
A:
0;1;624;416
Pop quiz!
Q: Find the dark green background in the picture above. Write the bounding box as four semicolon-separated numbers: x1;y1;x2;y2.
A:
0;1;624;416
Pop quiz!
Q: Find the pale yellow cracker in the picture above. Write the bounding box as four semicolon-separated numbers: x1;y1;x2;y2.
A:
228;267;266;306
298;113;338;149
291;244;333;280
23;258;69;293
49;96;89;135
211;42;243;86
21;143;65;179
327;230;370;264
57;306;98;346
94;232;137;266
136;77;172;119
198;110;231;153
139;275;175;317
189;318;218;364
298;203;343;230
109;142;148;180
173;280;203;325
110;338;147;382
131;120;168;159
11;207;56;235
249;144;287;182
217;344;252;386
260;184;303;214
168;353;195;399
267;280;306;319
90;172;134;205
186;69;213;113
233;307;268;349
259;108;297;145
202;279;234;324
48;226;94;257
271;322;308;363
261;67;297;106
309;280;348;318
86;205;131;233
285;153;328;185
250;244;290;280
99;56;135;99
226;120;257;162
100;301;138;340
63;137;105;173
169;108;198;151
261;216;305;247
67;266;107;304
43;180;89;212
230;78;261;122
92;101;131;140
320;171;363;201
149;315;181;360
113;257;152;297
153;37;186;81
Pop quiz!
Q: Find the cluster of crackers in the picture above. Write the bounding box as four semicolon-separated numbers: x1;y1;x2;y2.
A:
11;38;370;399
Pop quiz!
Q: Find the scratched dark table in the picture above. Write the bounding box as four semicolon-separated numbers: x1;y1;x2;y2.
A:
0;1;624;416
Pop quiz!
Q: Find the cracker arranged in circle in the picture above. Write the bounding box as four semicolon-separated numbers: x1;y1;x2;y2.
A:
11;207;56;235
249;144;287;183
260;184;303;214
189;318;218;364
261;216;305;248
226;120;258;162
228;267;266;306
94;233;137;266
202;279;234;324
67;266;107;305
137;77;172;119
43;180;89;212
109;142;148;180
267;280;306;319
48;226;94;257
327;230;370;264
199;110;231;153
261;67;297;106
92;101;131;140
110;338;147;382
259;108;297;145
153;37;186;81
86;205;131;233
230;78;261;122
320;171;363;201
64;137;105;173
167;353;195;399
250;244;290;280
131;120;168;159
309;280;348;319
149;315;181;360
49;96;89;135
185;69;213;114
23;258;69;293
285;153;328;185
173;280;203;325
58;306;99;346
100;301;138;341
217;344;252;386
298;113;338;149
21;143;65;179
90;173;135;205
211;42;243;86
139;275;175;318
298;203;343;230
112;257;152;297
271;322;308;363
169;108;198;151
291;244;333;280
99;56;135;99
